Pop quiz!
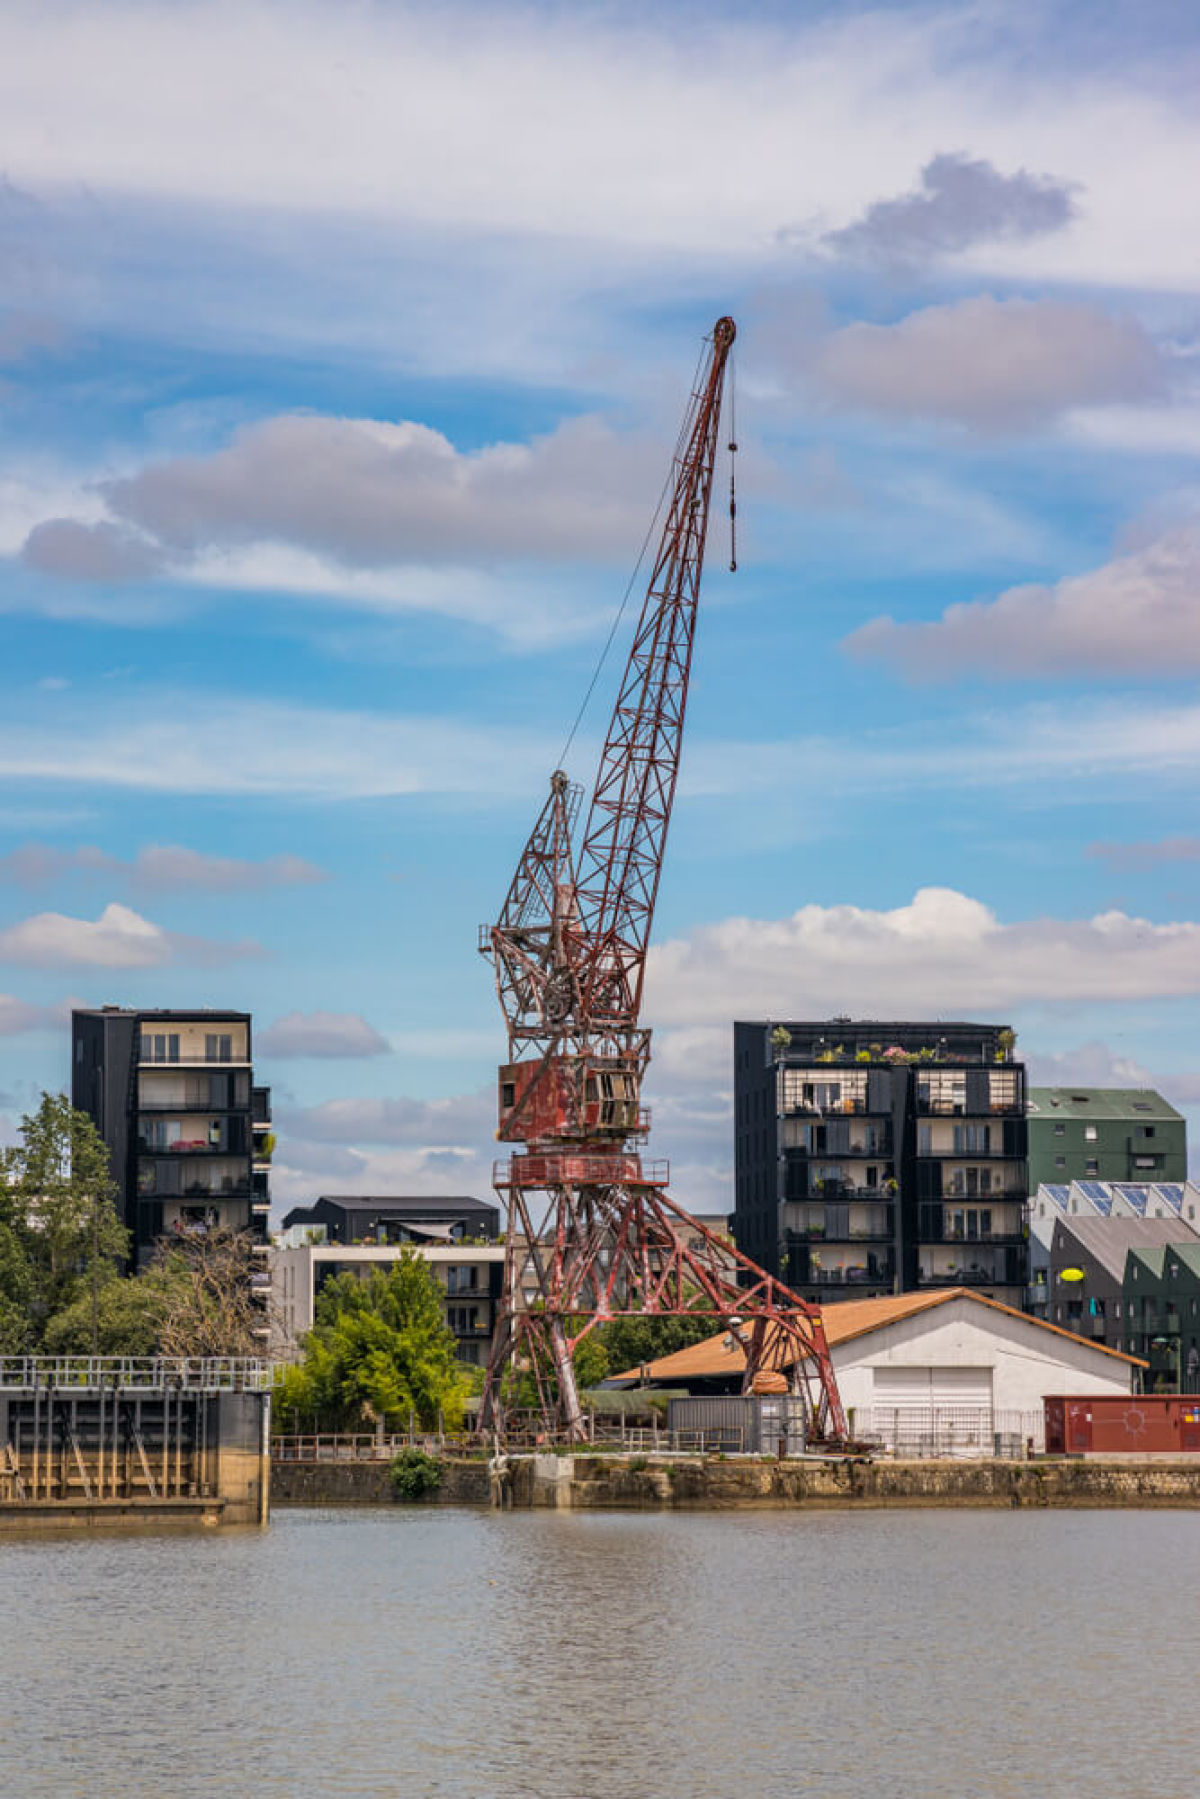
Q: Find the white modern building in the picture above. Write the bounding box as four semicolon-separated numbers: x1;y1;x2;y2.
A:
271;1241;507;1365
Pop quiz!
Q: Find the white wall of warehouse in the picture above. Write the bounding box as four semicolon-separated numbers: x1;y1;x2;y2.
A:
830;1296;1138;1420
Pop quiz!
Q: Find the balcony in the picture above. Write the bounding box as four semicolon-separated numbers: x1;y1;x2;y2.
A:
799;1266;894;1288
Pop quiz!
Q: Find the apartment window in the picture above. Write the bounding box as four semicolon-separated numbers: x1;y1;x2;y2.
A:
1085;1158;1099;1176
205;1033;233;1063
141;1032;179;1063
953;1123;991;1154
1053;1123;1065;1137
1055;1156;1066;1169
1083;1125;1098;1141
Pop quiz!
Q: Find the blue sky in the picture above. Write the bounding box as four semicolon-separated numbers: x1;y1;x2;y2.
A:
3;0;1200;1211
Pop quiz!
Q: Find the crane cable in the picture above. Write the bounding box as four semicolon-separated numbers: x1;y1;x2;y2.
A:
556;332;710;770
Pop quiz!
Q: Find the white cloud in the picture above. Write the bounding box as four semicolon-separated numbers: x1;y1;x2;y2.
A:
0;843;326;891
0;993;53;1035
0;692;554;800
3;2;1200;295
0;902;259;969
822;152;1078;261
280;1089;494;1148
1024;1040;1156;1088
258;1012;391;1060
648;887;1200;1025
844;525;1200;678
814;297;1165;430
12;686;1200;810
22;412;658;586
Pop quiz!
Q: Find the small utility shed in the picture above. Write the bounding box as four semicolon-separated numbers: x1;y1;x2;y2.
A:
613;1288;1143;1452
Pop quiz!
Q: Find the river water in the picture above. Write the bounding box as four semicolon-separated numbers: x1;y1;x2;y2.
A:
3;1505;1196;1798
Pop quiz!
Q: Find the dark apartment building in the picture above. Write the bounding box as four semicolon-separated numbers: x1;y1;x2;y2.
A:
1027;1087;1186;1189
72;1007;271;1270
279;1193;500;1246
734;1019;1028;1309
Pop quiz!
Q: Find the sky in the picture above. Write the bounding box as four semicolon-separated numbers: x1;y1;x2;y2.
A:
3;0;1200;1215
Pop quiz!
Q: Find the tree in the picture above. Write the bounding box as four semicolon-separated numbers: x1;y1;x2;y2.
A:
42;1276;165;1356
151;1229;266;1357
596;1308;720;1377
275;1250;468;1432
0;1092;128;1347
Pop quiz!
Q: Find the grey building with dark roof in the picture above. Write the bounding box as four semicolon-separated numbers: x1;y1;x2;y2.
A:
1045;1213;1200;1356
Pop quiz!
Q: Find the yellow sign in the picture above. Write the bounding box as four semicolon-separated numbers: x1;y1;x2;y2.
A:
1060;1267;1085;1283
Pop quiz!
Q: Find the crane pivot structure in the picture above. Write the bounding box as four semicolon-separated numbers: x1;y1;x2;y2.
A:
479;318;845;1443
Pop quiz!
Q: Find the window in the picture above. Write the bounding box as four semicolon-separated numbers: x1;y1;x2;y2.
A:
1085;1157;1099;1176
205;1033;233;1063
1055;1155;1066;1169
141;1032;179;1063
75;1039;84;1065
1054;1123;1065;1137
1084;1125;1098;1142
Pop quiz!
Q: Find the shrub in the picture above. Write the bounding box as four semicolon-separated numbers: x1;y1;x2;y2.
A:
389;1447;443;1502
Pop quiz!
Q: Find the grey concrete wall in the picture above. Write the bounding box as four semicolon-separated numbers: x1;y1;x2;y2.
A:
516;1453;1200;1510
272;1457;491;1507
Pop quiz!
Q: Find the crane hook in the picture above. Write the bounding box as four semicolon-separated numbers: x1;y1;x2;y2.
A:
728;438;738;573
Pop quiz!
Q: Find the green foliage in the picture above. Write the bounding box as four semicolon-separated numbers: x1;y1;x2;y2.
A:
570;1329;610;1391
276;1250;468;1432
0;1092;128;1347
43;1273;165;1356
389;1446;443;1501
596;1308;720;1376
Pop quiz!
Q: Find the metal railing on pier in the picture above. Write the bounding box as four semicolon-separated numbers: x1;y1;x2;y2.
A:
0;1357;281;1393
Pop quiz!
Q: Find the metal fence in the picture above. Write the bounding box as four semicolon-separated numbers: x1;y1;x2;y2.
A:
853;1406;1045;1458
0;1357;280;1393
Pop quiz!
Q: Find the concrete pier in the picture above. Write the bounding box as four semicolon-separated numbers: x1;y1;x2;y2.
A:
0;1357;272;1531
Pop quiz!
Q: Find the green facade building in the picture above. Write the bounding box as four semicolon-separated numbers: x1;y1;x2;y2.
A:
1027;1088;1186;1192
1123;1241;1200;1392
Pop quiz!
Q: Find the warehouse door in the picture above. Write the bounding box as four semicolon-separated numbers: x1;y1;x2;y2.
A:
871;1366;994;1455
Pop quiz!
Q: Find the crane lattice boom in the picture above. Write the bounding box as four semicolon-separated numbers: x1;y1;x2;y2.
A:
479;317;846;1445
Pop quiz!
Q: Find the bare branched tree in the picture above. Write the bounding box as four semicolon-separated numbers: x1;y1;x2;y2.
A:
151;1229;270;1358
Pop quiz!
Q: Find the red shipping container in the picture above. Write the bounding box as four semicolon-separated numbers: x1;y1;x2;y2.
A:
1045;1394;1200;1454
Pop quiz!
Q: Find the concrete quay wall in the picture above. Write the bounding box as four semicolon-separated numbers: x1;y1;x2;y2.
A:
272;1452;1200;1510
512;1453;1200;1510
272;1457;491;1507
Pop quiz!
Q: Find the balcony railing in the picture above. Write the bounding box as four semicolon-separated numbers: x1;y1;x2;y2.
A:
800;1266;893;1287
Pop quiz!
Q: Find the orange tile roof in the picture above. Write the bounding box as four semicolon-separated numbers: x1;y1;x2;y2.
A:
612;1286;1146;1383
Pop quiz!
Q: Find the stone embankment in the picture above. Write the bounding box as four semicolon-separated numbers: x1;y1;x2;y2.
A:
273;1458;490;1507
273;1452;1200;1510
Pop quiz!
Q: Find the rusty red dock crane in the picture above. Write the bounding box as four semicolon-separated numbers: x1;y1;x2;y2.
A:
479;317;846;1443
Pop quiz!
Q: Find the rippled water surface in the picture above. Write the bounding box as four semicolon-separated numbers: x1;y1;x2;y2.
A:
4;1504;1197;1798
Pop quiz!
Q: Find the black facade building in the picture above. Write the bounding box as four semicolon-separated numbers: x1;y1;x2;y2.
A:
72;1007;271;1269
279;1193;501;1246
734;1019;1028;1309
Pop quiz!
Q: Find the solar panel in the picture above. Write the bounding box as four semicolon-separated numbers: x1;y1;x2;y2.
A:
1091;1193;1113;1215
1115;1184;1149;1215
1155;1184;1185;1210
1044;1185;1070;1208
1078;1181;1111;1203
